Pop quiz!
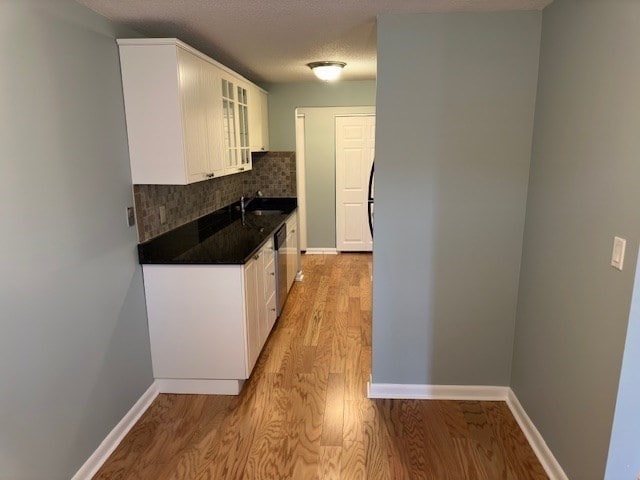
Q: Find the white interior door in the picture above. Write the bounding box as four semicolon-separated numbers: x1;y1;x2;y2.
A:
336;115;375;252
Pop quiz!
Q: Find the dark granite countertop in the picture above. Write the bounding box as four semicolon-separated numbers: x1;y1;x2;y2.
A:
138;197;297;265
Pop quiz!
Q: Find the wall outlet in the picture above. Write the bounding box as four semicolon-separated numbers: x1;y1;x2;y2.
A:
126;207;135;227
159;205;167;225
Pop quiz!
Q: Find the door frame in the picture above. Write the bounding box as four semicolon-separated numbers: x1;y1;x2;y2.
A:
294;112;307;251
294;106;375;253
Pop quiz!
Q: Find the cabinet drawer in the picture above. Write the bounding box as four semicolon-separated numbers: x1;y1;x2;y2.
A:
262;237;274;265
266;292;277;330
262;237;275;299
264;257;275;300
286;215;297;235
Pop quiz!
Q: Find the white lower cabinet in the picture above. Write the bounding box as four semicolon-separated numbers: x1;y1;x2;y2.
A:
143;238;276;395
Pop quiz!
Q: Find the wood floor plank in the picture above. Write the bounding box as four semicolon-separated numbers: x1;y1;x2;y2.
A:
359;277;372;311
318;446;342;480
242;375;290;480
320;373;345;447
287;372;325;480
336;280;350;313
342;398;364;445
460;400;510;479
383;435;412;480
304;308;324;347
398;400;431;480
362;400;391;480
263;327;293;374
347;297;361;327
329;326;347;374
483;401;548;480
361;311;372;346
93;394;181;479
440;399;471;439
163;397;234;479
95;253;548;480
340;440;366;479
421;399;466;479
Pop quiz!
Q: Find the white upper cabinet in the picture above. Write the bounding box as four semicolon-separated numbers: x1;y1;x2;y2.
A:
249;85;270;152
177;48;224;182
117;39;266;185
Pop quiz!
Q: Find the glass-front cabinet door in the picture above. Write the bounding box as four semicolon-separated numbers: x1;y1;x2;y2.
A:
221;77;238;173
237;84;251;170
221;75;252;175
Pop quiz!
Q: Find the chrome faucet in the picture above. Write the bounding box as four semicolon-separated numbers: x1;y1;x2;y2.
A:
241;191;263;215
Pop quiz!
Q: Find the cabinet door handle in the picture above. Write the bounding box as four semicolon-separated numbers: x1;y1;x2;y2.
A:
270;272;275;276
237;167;245;172
270;308;276;312
254;254;260;260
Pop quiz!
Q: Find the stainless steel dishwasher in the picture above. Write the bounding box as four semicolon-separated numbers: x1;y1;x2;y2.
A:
274;223;288;316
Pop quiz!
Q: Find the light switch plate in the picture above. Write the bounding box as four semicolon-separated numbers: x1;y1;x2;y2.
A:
159;205;167;225
126;207;135;227
611;236;626;271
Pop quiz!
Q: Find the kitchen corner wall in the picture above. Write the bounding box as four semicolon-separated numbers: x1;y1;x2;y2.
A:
134;151;296;242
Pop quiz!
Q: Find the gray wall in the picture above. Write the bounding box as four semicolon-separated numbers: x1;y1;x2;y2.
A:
0;2;153;478
265;81;376;151
298;106;375;249
511;1;640;478
372;12;541;385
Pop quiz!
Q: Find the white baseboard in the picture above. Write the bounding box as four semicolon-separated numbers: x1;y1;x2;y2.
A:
366;378;567;480
71;381;159;480
304;248;338;255
506;389;568;480
367;378;508;401
156;378;244;395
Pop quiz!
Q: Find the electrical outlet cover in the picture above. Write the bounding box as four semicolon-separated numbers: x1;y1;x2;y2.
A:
611;236;626;271
159;205;167;225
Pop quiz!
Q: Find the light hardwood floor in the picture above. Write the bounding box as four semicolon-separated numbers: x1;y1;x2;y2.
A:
94;253;547;479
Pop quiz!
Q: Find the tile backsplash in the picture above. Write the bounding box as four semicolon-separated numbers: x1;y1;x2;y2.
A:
244;151;297;197
134;151;296;242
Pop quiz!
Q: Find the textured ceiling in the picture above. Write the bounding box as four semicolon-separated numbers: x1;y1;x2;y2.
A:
77;0;553;84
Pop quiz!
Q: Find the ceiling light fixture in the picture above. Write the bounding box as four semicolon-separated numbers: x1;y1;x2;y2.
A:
307;61;346;82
